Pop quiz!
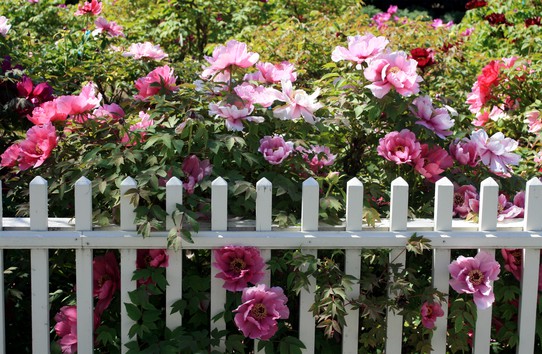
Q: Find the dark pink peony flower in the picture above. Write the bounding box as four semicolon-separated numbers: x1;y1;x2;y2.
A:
377;129;422;165
134;65;177;101
525;17;541;27
56;82;102;117
449;251;500;309
16;76;54;107
1;144;21;168
484;13;512;26
409;48;435;68
465;0;487;9
136;249;169;269
501;249;542;291
93;103;125;121
413;145;453;182
18;124;58;170
431;19;454;29
213;246;265;292
449;138;479;167
331;33;389;69
453;184;479;218
201;40;259;79
233;284;289;340
54;306;100;354
123;42;167;60
182;155;212;194
93;251;120;315
258;135;294;165
74;0;102;16
420;302;444;329
27;100;68;125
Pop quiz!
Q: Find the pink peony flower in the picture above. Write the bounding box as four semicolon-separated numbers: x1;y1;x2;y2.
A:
449;138;479;167
409;48;435;69
413;144;453;182
18;124;58;170
93;251;120;315
513;191;525;218
0;16;11;37
449;251;500;309
431;19;454;29
420;302;444;329
136;249;169;269
93;17;124;37
54;306;100;354
501;249;542;291
453;184;479;218
16;76;54;108
27;100;68;125
258;135;294;165
213;246;265;292
208;100;264;132
56;82;102;118
123;42;167;60
181;155;212;194
526;111;542;133
470;130;520;176
244;61;298;83
233;284;289;340
121;110;154;144
273;80;323;123
377;129;422;165
497;194;523;221
134;65;177;101
74;0;102;16
297;145;336;174
234;82;279;108
410;95;455;139
0;144;22;168
93;103;125;121
331;33;389;69
364;51;423;98
461;27;475;36
201;40;259;79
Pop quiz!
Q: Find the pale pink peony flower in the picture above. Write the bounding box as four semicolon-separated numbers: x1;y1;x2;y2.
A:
331;33;389;69
93;251;120;315
93;103;125;121
449;138;479;167
526;111;542;133
74;0;102;16
201;40;259;79
18;124;58;170
449;251;500;309
93;17;124;37
420;302;444;329
213;246;265;292
497;194;523;221
123;42;167;60
134;65;177;101
56;82;102;117
273;80;323;123
208;101;264;131
27;100;68;125
0;144;22;168
233;284;289;340
513;191;525;218
234;82;279;108
364;51;422;98
431;19;454;29
413;144;453;182
297;145;336;174
182;155;212;194
453;184;479;218
470;130;520;176
410;95;455;139
244;61;298;83
258;135;294;165
0;16;11;37
121;111;154;144
377;129;422;165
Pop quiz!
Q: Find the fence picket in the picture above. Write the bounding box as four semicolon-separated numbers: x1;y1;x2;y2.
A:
30;176;48;231
302;178;319;232
256;178;272;231
346;178;363;231
212;177;228;231
0;180;3;229
299;249;317;354
75;177;93;231
120;249;137;354
76;248;94;354
343;249;361;354
120;177;137;231
0;250;4;354
31;249;49;354
165;176;183;230
210;250;227;351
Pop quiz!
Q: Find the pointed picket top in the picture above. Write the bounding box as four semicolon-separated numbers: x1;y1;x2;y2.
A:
390;177;408;231
30;176;48;231
479;177;499;231
524;177;542;231
346;178;364;231
120;176;137;231
256;178;272;231
302;177;319;231
212;177;228;231
75;176;93;231
0;180;3;229
166;177;183;230
434;177;453;232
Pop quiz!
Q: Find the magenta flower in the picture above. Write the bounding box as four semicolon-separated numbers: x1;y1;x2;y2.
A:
123;42;167;60
54;306;100;354
27;100;67;125
233;284;289;340
501;249;542;291
449;138;479;167
377;129;422;165
93;251;120;315
134;65;177;101
18;124;58;170
364;51;423;98
420;302;444;329
93;17;124;37
136;249;169;269
244;61;298;83
470;130;520;176
213;246;265;292
410;95;455;139
201;40;259;79
431;19;454;29
513;191;525;218
56;82;102;117
74;0;102;16
453;184;479;218
16;76;54;108
449;251;500;309
121;110;154;145
413;145;453;182
497;194;523;221
273;80;323;123
182;155;212;194
0;144;21;168
331;33;389;69
0;16;11;37
258;135;294;165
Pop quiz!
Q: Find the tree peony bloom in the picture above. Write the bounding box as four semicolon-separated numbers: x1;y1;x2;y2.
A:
16;76;54;107
1;144;22;168
93;251;120;314
377;129;422;165
413;145;453;182
54;306;100;354
409;48;435;69
182;155;212;194
273;80;323;123
501;249;542;291
233;284;289;340
470;130;520;176
0;16;11;37
453;184;479;218
410;95;455;139
244;61;298;83
213;246;265;292
258;135;294;165
526;111;542;133
18;124;58;170
123;42;167;60
465;0;487;9
449;138;479;167
420;302;444;329
93;103;125;121
93;17;124;37
136;249;169;269
485;13;512;26
121;110;154;144
431;19;454;29
74;0;102;16
134;65;177;101
56;82;102;118
331;33;389;69
209;100;264;132
449;251;500;309
525;17;541;27
234;82;279;108
201;40;259;79
497;194;523;221
364;51;422;98
297;145;336;174
513;191;525;218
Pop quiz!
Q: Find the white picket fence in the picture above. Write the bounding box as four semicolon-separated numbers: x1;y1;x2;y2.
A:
1;175;542;354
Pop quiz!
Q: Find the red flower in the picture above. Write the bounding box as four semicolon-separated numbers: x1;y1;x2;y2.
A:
409;48;435;68
484;13;512;26
93;252;120;314
465;0;487;10
136;249;169;269
525;17;541;27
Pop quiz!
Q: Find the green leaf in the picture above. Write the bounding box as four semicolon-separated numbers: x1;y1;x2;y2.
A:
125;303;142;321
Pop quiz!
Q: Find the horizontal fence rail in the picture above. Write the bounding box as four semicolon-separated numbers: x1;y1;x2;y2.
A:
0;175;541;354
